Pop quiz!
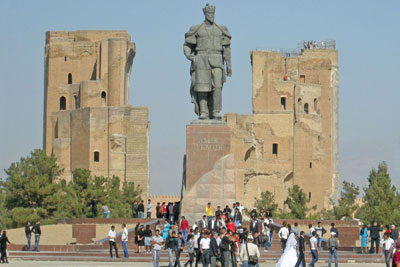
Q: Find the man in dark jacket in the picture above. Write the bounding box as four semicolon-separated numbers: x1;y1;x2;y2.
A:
165;231;178;267
208;216;219;232
138;200;145;219
210;232;220;267
391;225;399;241
90;197;98;218
368;222;383;254
131;201;138;218
32;220;41;252
294;231;306;267
25;222;31;251
221;231;231;267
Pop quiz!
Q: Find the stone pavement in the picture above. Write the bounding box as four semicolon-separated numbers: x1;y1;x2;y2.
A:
5;261;387;267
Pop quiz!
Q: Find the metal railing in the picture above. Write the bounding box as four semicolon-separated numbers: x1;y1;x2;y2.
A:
255;40;336;57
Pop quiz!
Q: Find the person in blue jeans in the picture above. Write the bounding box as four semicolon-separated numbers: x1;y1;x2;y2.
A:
25;222;32;251
309;231;319;267
138;200;145;219
327;232;339;267
32;220;41;252
121;224;129;258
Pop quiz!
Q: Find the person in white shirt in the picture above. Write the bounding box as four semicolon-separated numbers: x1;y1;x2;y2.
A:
147;199;153;219
151;229;164;267
278;222;289;250
108;226;119;258
381;232;395;267
121;224;129;258
308;223;315;235
309;231;318;267
200;232;211;266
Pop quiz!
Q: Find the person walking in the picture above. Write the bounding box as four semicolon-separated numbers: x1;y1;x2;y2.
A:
381;232;395;267
147;199;153;219
32;219;41;252
294;231;306;267
108;225;119;258
221;231;232;267
240;235;260;267
0;231;10;264
360;224;368;254
174;232;185;267
166;231;178;267
180;216;189;243
291;222;300;238
138;200;145;219
200;231;211;267
184;234;195;267
121;224;129;258
278;221;289;251
391;225;399;241
309;231;319;267
330;222;339;238
327;232;339;267
368;222;383;254
25;222;32;251
151;229;164;267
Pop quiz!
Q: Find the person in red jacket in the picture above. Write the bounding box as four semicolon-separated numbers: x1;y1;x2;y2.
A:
180;216;189;243
227;218;236;233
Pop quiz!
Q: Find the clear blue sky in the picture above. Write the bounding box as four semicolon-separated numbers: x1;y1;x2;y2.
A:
1;0;399;195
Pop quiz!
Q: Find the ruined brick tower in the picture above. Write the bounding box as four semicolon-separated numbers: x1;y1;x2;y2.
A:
43;30;149;199
227;41;339;210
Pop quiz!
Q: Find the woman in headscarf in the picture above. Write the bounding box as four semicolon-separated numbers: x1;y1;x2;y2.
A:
162;219;171;240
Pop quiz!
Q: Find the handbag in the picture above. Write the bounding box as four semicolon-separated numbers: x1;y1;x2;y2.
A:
246;242;258;265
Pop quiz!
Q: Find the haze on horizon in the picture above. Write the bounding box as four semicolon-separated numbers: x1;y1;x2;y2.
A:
0;0;399;196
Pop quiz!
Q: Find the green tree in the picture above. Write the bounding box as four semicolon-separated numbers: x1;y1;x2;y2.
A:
253;190;278;215
284;185;316;219
356;162;400;225
332;181;359;220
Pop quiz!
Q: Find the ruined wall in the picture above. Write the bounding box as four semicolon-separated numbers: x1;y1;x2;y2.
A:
227;47;338;211
44;31;149;199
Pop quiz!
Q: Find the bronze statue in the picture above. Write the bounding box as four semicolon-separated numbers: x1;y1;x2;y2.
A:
184;4;232;120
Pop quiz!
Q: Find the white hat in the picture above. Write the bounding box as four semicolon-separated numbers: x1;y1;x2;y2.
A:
330;232;336;235
248;235;254;240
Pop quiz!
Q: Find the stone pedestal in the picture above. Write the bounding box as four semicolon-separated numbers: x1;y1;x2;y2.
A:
181;120;235;223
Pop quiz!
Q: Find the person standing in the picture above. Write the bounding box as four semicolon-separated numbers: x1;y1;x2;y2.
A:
381;232;395;267
180;216;189;242
294;231;305;267
102;204;110;219
184;234;195;267
315;221;327;251
330;222;339;238
221;231;232;267
0;231;10;264
278;221;289;251
25;222;32;251
151;229;164;267
291;222;300;238
200;231;211;267
360;224;368;254
308;223;315;235
240;235;260;267
327;232;339;267
121;224;129;258
108;226;119;258
90;197;98;218
145;225;153;254
392;240;400;267
155;202;161;218
173;202;180;225
138;200;145;219
138;225;145;253
169;203;175;224
368;222;383;254
206;203;213;224
147;199;153;219
132;201;138;218
309;231;319;267
32;219;41;252
210;232;220;267
198;216;208;231
392;225;399;241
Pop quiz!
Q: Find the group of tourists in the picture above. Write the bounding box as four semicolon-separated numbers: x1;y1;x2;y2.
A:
359;222;400;267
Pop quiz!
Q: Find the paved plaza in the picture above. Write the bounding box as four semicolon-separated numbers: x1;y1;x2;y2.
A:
5;261;387;267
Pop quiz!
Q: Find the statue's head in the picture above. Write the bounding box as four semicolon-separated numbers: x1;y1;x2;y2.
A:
203;3;215;24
